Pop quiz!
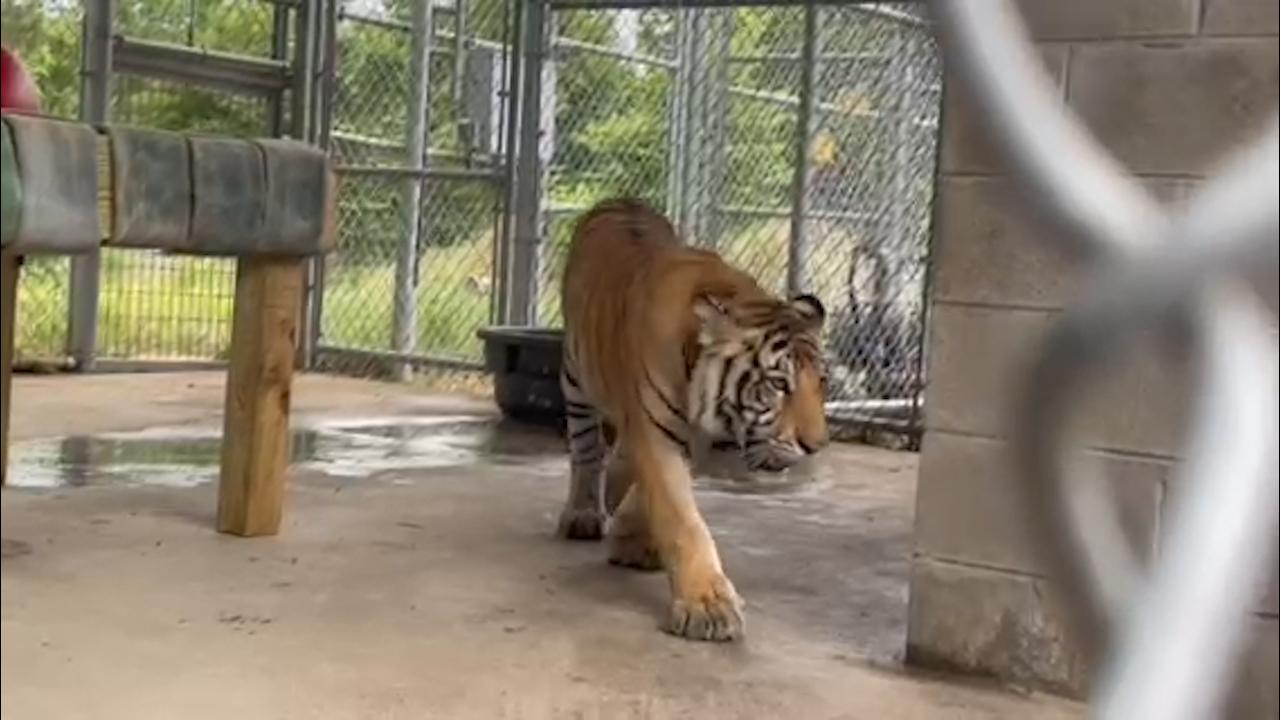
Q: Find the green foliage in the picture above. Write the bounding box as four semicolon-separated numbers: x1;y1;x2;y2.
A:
1;0;82;119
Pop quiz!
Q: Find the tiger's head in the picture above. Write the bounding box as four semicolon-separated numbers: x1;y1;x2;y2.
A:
687;293;829;472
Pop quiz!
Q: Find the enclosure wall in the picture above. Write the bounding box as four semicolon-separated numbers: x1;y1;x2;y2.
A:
907;0;1279;712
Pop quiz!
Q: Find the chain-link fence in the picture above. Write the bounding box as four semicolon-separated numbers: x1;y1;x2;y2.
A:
314;0;511;392
4;0;939;440
530;2;940;443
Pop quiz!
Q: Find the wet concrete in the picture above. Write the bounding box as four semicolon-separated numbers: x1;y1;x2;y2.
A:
1;372;1083;720
6;417;555;489
7;416;822;496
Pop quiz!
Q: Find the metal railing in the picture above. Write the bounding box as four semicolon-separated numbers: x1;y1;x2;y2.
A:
933;2;1279;718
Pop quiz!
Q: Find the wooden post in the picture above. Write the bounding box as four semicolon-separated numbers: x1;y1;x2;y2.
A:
1;251;19;487
217;255;304;536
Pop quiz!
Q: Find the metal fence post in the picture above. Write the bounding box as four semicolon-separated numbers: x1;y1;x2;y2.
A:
392;0;433;380
508;0;548;326
291;0;322;370
787;2;818;296
681;8;731;250
67;0;114;371
495;0;526;326
666;10;691;230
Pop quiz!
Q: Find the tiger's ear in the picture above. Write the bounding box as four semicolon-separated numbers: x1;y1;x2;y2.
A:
790;293;826;329
693;294;741;345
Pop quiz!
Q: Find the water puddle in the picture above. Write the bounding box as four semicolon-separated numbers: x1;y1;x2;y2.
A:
6;415;821;497
5;416;563;489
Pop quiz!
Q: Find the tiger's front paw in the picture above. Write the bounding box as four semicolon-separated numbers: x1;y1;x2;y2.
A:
665;573;745;642
556;507;606;540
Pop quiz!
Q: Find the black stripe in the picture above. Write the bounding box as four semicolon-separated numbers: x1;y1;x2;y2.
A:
715;359;732;400
570;425;596;442
566;400;593;412
644;367;684;421
562;367;580;389
734;367;752;401
643;405;687;451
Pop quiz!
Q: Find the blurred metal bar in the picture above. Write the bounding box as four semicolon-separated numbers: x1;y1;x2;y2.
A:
67;0;114;372
933;2;1280;718
787;2;818;296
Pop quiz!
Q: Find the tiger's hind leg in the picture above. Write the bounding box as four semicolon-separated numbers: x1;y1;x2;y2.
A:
605;444;662;571
557;361;608;540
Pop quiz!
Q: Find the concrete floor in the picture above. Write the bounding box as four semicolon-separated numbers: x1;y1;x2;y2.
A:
1;372;1082;720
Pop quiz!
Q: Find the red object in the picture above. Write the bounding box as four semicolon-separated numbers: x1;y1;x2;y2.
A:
1;45;42;114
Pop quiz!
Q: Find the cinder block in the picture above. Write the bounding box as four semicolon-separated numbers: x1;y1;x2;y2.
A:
906;557;1087;695
932;176;1077;309
924;303;1191;457
1017;0;1197;40
1069;39;1280;176
939;44;1068;176
1201;0;1279;37
1074;327;1193;459
924;303;1051;437
933;176;1198;310
915;431;1167;575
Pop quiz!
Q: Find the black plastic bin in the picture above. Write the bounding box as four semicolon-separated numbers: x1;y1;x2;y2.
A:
477;326;565;429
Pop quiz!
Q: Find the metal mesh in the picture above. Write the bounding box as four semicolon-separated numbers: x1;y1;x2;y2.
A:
534;3;940;441
318;0;511;382
537;7;680;324
99;73;271;361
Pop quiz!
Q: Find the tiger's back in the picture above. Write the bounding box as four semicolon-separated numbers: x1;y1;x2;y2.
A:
560;198;742;427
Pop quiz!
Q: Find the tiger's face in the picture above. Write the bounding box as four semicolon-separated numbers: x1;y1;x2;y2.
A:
688;293;829;472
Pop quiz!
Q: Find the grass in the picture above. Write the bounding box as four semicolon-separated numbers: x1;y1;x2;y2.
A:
14;235;498;369
13;216;898;375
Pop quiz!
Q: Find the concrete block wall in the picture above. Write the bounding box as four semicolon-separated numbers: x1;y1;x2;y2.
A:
907;0;1279;713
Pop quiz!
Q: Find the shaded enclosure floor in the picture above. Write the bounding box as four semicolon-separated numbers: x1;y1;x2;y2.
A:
1;373;1081;719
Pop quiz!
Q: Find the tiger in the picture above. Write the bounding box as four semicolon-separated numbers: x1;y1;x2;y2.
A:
556;197;829;642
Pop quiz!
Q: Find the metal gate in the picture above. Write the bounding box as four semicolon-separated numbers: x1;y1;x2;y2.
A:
512;1;941;444
313;0;515;390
